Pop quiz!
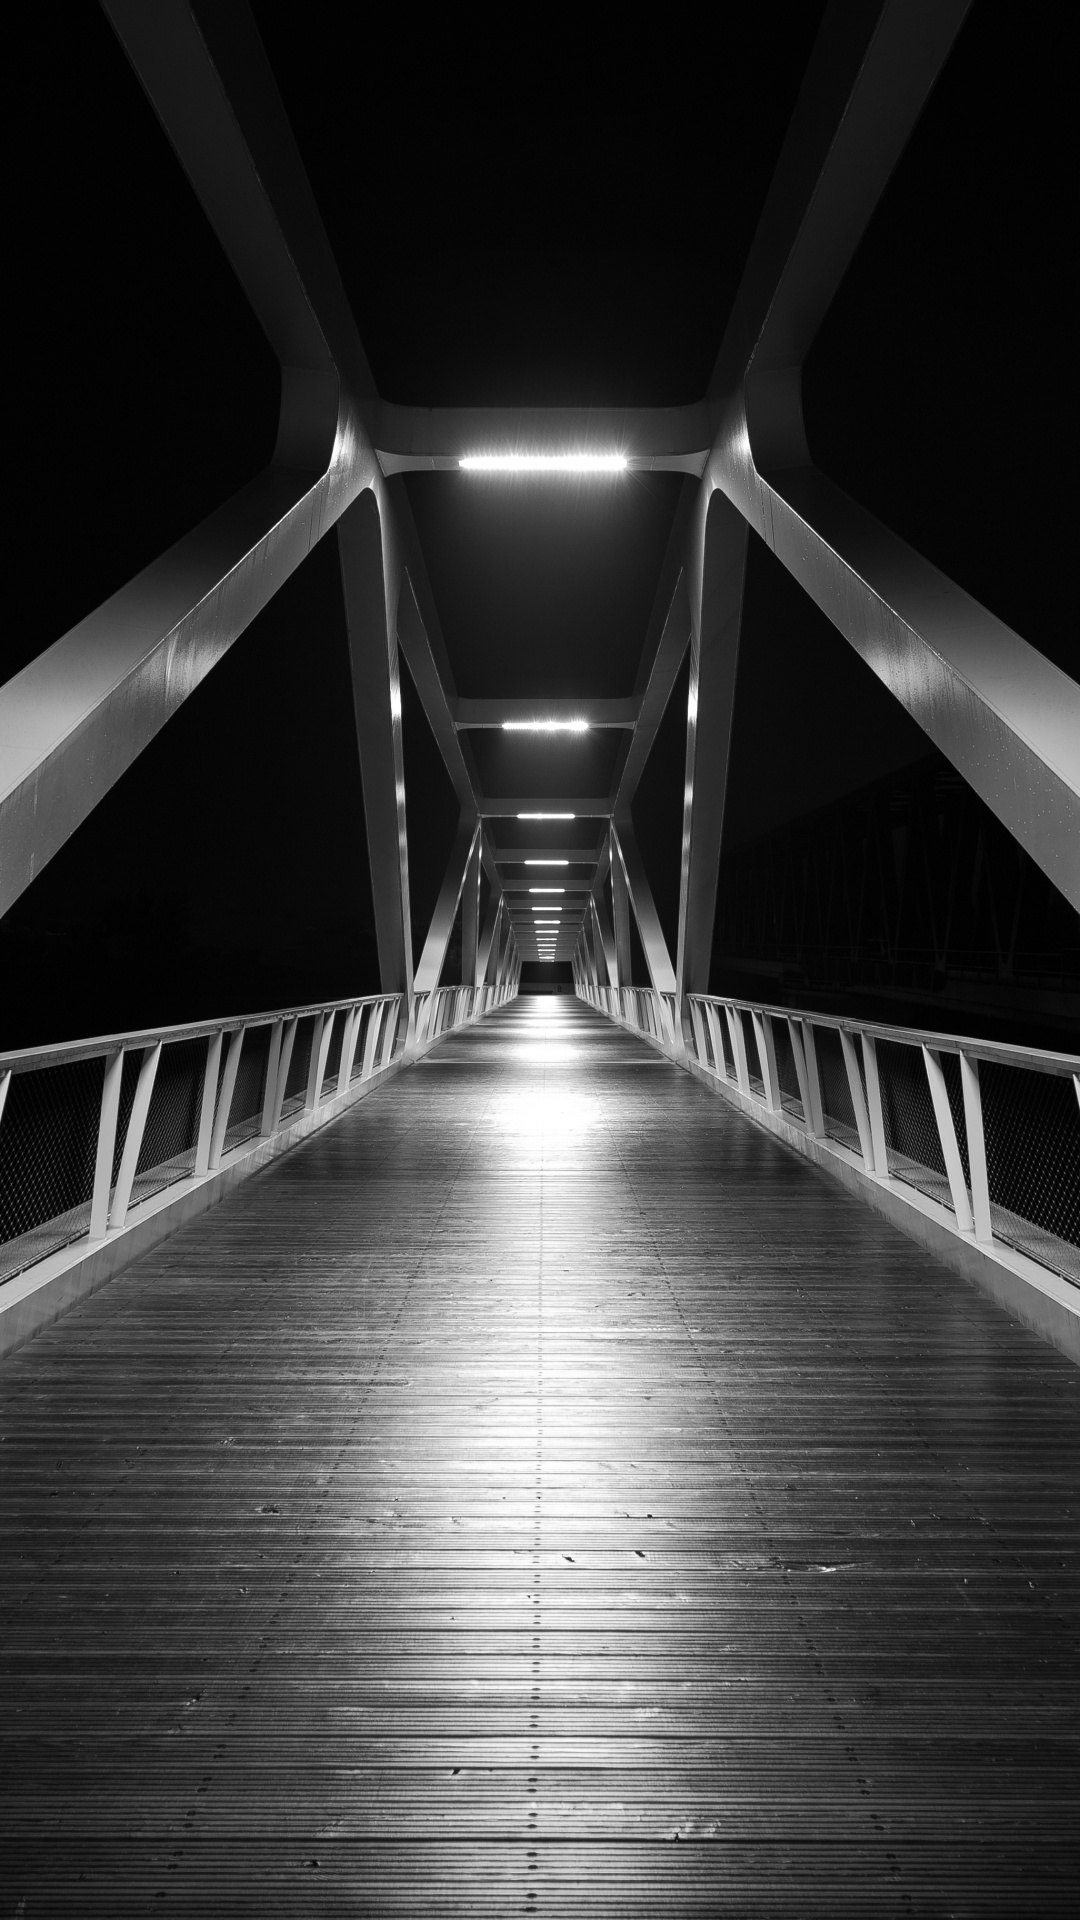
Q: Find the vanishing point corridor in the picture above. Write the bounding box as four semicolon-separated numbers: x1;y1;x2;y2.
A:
2;997;1078;1914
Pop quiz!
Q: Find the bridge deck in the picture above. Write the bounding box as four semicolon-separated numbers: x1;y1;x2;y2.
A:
2;996;1077;1914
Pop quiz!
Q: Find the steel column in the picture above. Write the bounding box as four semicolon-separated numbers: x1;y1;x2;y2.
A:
338;493;413;1002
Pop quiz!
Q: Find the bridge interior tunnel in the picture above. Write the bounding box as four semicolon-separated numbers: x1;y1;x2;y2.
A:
1;3;1077;1912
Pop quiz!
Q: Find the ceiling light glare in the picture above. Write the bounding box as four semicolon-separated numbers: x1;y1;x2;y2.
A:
517;812;575;820
524;859;568;866
501;719;589;733
460;453;627;475
529;888;565;894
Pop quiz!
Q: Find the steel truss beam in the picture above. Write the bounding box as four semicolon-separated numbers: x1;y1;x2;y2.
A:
5;0;1073;999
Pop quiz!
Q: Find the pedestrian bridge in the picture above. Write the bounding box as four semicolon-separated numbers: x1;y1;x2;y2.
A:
2;995;1077;1914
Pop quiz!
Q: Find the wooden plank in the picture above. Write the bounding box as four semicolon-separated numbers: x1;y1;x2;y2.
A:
1;997;1078;1914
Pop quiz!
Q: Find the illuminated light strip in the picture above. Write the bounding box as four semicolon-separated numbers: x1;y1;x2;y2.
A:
517;812;575;820
502;718;589;733
460;453;627;474
524;859;568;866
529;888;565;894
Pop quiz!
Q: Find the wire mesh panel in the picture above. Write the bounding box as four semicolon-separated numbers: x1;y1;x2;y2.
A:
876;1037;955;1212
981;1063;1080;1281
0;1057;105;1283
771;1019;804;1120
813;1026;860;1152
692;1006;715;1071
128;1037;207;1209
224;1026;271;1152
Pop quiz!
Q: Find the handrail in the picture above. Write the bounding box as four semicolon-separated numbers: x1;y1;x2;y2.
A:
0;991;399;1076
0;978;518;1300
689;993;1079;1080
578;978;1080;1297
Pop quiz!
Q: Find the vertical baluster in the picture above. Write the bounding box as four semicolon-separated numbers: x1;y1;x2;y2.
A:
861;1034;890;1176
960;1053;993;1243
922;1046;974;1232
208;1028;245;1171
89;1049;124;1240
839;1029;875;1169
109;1042;162;1229
260;1021;284;1138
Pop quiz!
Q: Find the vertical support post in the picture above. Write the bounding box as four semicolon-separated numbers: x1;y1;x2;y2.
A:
861;1034;890;1176
195;1032;223;1174
308;1010;335;1110
380;999;400;1066
412;815;481;1003
752;1011;781;1112
338;493;414;1014
461;836;481;988
612;819;677;1017
725;1006;750;1094
960;1052;993;1243
688;999;709;1068
610;830;633;990
839;1029;875;1169
340;1005;363;1089
208;1028;245;1172
362;1001;385;1078
923;1045;974;1232
0;1069;10;1133
109;1041;162;1229
268;1018;298;1133
786;1018;813;1128
705;1003;727;1078
260;1020;284;1137
676;492;750;1040
304;1012;326;1110
89;1049;124;1240
477;890;501;992
799;1021;825;1137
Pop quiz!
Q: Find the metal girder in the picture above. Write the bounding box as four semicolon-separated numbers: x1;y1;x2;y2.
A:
611;573;691;818
611;820;676;996
590;890;619;988
675;492;749;1006
395;571;478;814
412;815;481;997
373;403;712;475
698;0;1079;908
461;836;481;987
609;832;633;988
337;492;412;999
0;0;380;917
455;698;639;730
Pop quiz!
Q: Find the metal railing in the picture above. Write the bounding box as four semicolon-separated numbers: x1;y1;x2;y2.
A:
579;981;1080;1289
0;978;514;1291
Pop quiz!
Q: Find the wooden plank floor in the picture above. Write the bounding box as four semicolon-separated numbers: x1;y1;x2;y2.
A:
2;995;1078;1915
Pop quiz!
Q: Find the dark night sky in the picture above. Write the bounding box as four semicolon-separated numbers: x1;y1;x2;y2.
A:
4;2;1074;1044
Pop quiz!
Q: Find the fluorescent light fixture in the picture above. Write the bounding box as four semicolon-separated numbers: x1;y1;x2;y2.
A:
529;888;564;894
517;812;574;820
460;453;627;475
524;859;568;866
502;718;589;733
